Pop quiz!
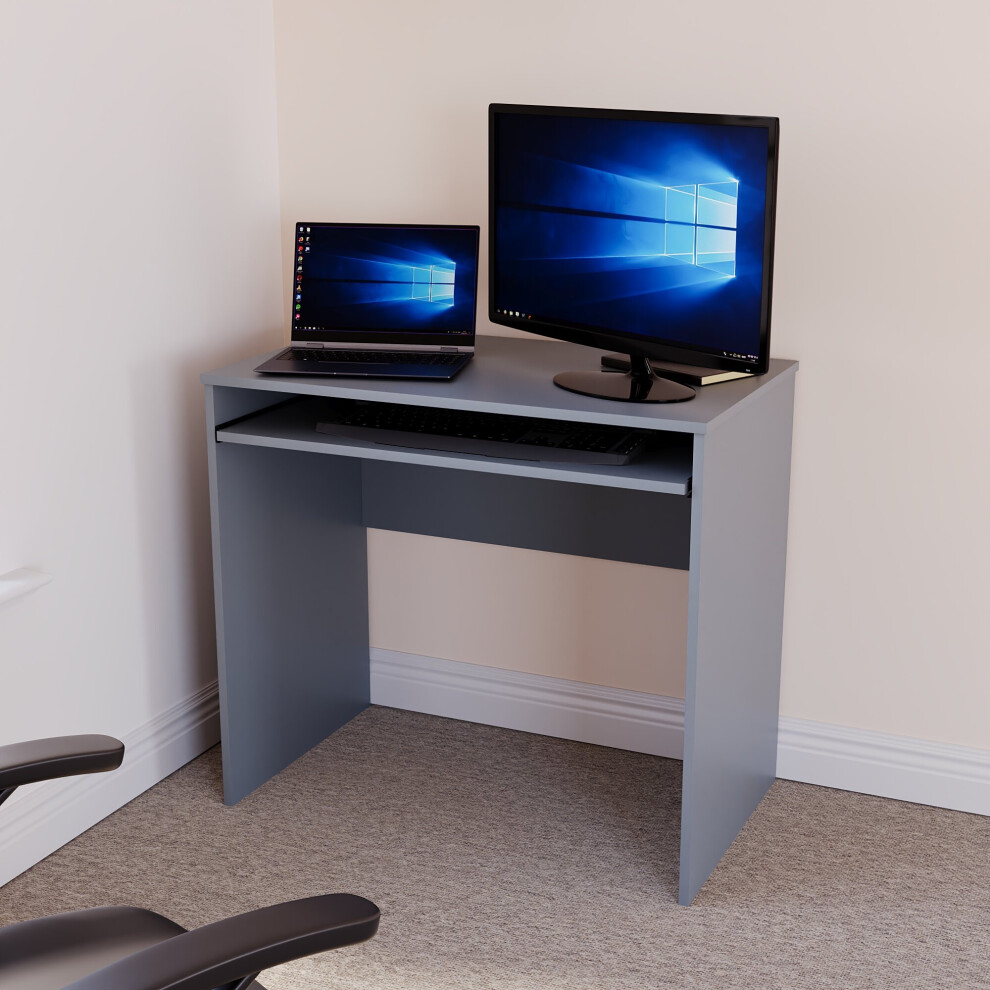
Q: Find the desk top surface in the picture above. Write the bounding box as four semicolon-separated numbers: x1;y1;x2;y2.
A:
203;334;797;435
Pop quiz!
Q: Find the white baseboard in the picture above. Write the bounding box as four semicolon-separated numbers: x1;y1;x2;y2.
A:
776;716;990;817
5;655;984;888
370;649;990;817
0;680;220;887
370;648;686;759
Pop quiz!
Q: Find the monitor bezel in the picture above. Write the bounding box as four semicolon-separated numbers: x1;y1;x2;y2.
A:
292;221;480;347
488;103;779;375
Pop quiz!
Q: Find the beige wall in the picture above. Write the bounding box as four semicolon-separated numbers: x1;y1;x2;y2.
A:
273;1;990;749
0;1;283;744
369;531;688;698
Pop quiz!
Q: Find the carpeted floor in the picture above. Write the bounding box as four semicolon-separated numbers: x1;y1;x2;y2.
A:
1;707;988;989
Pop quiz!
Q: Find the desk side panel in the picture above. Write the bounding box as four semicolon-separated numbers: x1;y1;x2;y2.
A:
679;371;795;904
211;438;369;805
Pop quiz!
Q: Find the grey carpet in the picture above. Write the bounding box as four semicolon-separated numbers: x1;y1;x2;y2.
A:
1;707;988;989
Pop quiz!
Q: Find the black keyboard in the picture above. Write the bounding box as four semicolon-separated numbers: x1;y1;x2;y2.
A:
315;401;652;466
289;349;463;367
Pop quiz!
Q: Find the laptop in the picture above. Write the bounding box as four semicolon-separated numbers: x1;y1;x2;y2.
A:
255;222;480;379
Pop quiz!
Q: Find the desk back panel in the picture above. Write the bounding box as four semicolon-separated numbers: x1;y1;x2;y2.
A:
361;461;691;570
211;386;291;430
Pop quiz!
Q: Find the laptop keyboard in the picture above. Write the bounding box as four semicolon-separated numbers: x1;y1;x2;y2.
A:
289;349;464;366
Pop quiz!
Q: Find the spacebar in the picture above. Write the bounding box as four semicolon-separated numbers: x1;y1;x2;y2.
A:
314;422;612;463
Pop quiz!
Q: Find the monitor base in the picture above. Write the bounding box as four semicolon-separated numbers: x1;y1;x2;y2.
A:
554;355;696;403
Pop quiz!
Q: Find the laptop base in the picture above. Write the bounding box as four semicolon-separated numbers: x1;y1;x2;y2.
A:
255;348;471;380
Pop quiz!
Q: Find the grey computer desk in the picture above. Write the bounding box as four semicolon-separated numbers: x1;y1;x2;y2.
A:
202;334;798;905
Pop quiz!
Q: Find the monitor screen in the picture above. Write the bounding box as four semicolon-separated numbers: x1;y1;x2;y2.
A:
490;105;777;373
293;223;479;344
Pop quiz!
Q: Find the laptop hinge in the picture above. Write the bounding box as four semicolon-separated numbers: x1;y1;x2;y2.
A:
440;346;459;352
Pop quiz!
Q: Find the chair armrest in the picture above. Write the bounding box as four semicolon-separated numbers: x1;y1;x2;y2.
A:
62;894;380;990
0;735;124;791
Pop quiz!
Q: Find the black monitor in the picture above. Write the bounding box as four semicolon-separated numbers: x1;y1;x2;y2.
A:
489;104;779;403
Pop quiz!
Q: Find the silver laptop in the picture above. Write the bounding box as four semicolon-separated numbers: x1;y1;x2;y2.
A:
255;222;480;379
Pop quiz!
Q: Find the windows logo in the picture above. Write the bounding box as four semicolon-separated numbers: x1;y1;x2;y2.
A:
660;181;737;277
410;264;456;303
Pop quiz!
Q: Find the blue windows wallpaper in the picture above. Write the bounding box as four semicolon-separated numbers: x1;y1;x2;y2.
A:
296;226;477;334
493;114;770;360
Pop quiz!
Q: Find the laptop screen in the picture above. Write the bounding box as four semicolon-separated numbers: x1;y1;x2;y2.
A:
292;223;479;345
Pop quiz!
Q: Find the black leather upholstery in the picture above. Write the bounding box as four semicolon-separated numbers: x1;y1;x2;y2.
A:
0;736;125;792
0;907;196;990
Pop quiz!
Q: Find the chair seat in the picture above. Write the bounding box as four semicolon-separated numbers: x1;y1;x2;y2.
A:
0;905;266;990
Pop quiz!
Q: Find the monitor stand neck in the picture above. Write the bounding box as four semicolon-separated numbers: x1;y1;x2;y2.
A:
553;352;696;404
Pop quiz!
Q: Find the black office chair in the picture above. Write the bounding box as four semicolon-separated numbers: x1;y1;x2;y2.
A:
0;735;379;990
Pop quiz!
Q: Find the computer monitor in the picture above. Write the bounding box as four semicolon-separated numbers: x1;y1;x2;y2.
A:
489;104;779;402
